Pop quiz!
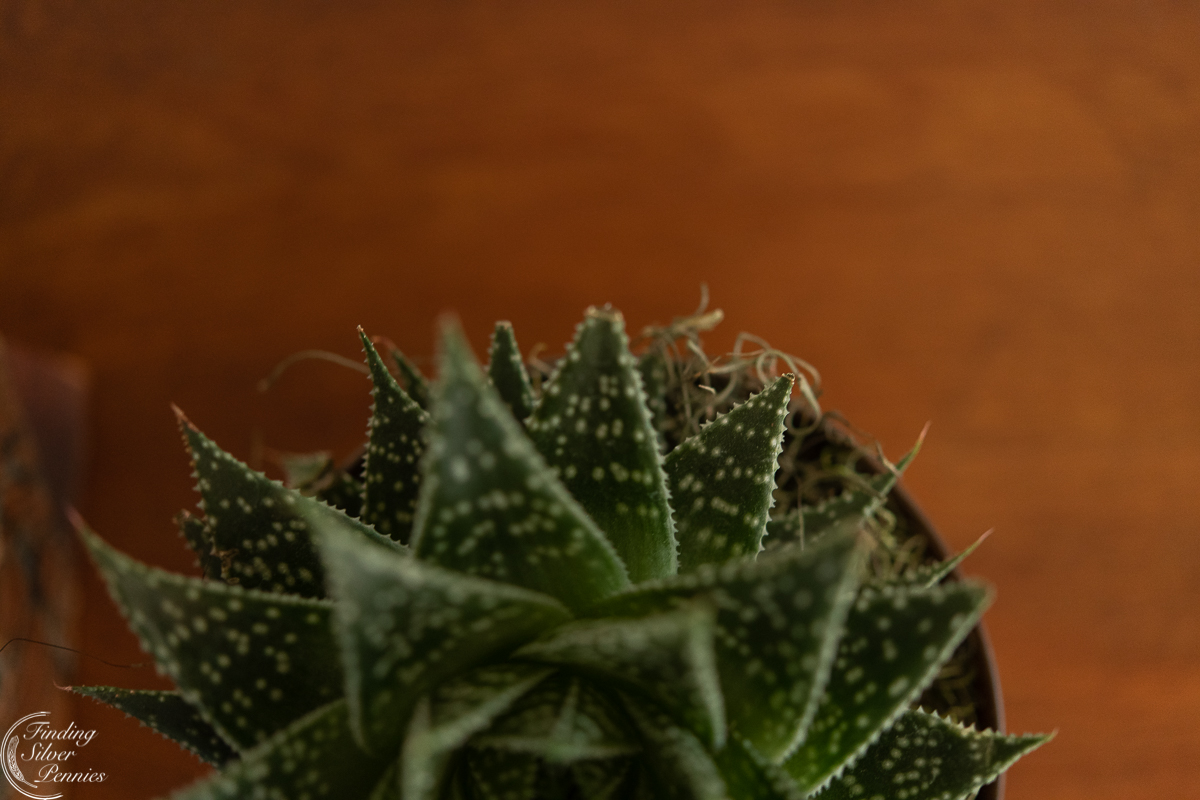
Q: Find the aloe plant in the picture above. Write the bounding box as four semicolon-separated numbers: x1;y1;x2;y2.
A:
75;305;1047;800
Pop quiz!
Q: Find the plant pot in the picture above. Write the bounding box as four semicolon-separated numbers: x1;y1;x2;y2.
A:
888;482;1008;800
765;407;1009;800
886;482;1007;800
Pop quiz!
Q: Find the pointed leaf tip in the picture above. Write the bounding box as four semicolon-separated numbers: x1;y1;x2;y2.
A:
411;318;630;611
487;320;536;421
72;686;238;765
527;307;677;582
359;330;428;544
785;580;992;791
816;709;1050;800
666;374;794;571
175;413;390;597
77;527;343;751
897;530;991;589
596;530;865;762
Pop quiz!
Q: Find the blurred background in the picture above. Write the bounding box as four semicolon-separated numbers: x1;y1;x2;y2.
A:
2;0;1199;797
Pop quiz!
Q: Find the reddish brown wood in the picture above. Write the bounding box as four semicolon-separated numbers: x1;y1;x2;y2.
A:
3;1;1199;797
0;339;88;798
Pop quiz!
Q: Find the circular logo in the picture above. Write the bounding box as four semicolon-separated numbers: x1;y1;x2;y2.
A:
2;712;105;799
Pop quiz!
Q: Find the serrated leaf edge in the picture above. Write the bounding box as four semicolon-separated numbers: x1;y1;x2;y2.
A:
801;580;994;792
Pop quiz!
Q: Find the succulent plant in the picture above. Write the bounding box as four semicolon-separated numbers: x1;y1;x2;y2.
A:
74;305;1047;800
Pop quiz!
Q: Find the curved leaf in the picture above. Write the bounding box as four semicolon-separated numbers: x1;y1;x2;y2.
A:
72;686;237;765
516;605;724;749
80;527;342;750
176;409;396;597
785;580;991;791
594;531;864;762
410;320;629;612
665;376;793;570
487;321;535;421
473;673;639;763
401;663;552;800
315;520;571;752
527;307;676;582
815;709;1051;800
360;330;428;544
169;700;390;800
765;439;921;553
621;698;727;800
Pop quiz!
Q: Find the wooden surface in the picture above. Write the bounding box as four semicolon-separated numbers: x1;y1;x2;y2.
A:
3;1;1199;797
0;341;86;798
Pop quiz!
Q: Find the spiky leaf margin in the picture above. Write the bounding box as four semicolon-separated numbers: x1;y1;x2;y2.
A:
785;580;991;792
487;321;536;421
815;709;1051;800
315;518;571;752
360;330;428;544
176;409;399;598
665;375;793;570
527;307;677;582
410;320;630;612
595;531;864;762
169;701;390;800
72;686;237;766
79;526;343;751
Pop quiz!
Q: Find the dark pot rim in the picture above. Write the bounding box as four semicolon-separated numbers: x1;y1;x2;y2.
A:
884;482;1007;800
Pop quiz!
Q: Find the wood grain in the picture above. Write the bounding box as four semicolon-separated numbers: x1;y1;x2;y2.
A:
3;1;1198;797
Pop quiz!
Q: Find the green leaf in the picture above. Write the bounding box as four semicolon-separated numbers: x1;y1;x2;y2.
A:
474;673;640;763
784;581;991;792
815;709;1051;800
72;686;237;765
442;756;477;800
766;440;922;553
761;512;803;553
635;348;669;450
401;663;552;800
712;737;805;800
275;450;365;518
389;346;432;411
516;604;724;749
369;761;401;800
410;320;630;612
276;450;339;490
170;700;391;800
315;521;572;752
571;758;635;800
621;698;727;800
464;747;541;800
527;307;677;582
487;321;536;421
317;471;366;519
175;510;223;581
360;330;429;544
78;527;343;751
594;531;863;762
176;409;395;598
665;375;793;571
894;532;989;589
